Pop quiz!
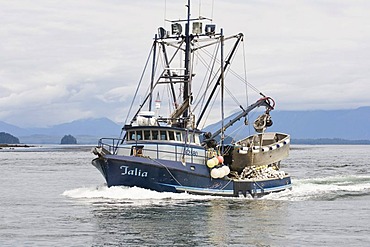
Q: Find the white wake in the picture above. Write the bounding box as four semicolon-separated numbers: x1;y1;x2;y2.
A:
63;174;370;204
62;185;220;206
264;174;370;201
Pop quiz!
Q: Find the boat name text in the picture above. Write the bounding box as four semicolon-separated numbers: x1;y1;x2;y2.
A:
120;166;148;177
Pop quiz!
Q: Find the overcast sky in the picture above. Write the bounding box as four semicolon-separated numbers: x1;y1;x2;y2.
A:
1;0;370;128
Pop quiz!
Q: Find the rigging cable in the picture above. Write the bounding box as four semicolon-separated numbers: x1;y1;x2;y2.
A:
189;44;242;128
193;41;220;112
195;39;264;96
193;45;245;110
164;0;167;29
200;87;220;130
159;47;174;118
198;0;201;18
211;0;214;21
224;120;247;143
138;51;161;115
242;35;251;135
242;37;249;108
193;40;245;109
192;44;221;111
125;45;154;124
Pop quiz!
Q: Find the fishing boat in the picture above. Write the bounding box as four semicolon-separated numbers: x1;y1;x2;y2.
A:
91;1;292;197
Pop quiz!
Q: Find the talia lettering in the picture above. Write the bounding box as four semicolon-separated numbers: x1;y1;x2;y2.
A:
120;166;148;177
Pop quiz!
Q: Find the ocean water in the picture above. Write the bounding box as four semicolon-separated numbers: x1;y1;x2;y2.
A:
1;145;369;246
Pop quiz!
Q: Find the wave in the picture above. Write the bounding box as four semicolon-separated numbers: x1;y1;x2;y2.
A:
63;174;370;204
62;185;219;206
264;174;370;201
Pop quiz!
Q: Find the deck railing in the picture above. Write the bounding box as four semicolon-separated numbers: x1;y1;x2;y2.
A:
97;138;206;163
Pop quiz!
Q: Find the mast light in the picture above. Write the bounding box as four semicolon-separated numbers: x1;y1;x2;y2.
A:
192;22;202;35
205;24;216;35
171;23;182;35
158;27;167;39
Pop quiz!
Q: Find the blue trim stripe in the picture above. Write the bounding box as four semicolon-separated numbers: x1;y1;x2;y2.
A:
157;183;234;195
255;184;292;193
157;182;292;196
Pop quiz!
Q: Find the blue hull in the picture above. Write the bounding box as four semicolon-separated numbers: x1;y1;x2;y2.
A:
92;155;292;197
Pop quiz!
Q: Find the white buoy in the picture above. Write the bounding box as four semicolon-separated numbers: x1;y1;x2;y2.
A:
211;168;221;178
212;157;219;165
217;167;226;178
207;159;216;168
221;165;230;176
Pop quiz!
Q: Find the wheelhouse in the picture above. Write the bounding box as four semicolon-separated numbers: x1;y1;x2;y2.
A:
125;126;202;146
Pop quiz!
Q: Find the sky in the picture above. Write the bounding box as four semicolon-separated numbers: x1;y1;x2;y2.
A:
1;0;370;128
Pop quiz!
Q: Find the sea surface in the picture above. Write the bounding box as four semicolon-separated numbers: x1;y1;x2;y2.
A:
1;144;369;246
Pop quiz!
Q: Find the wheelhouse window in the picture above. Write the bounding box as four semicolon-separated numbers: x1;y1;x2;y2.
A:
185;133;201;144
144;130;151;140
128;131;135;141
168;131;175;141
175;132;182;141
136;130;143;140
160;131;167;140
126;129;194;143
152;130;159;140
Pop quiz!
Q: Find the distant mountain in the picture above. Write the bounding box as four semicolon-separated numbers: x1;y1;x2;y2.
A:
0;121;30;136
27;118;122;137
204;106;370;141
1;107;370;144
0;118;121;144
0;132;20;144
269;106;370;140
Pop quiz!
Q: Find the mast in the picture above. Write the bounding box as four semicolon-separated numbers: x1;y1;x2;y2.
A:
183;0;191;120
149;34;157;111
220;28;225;153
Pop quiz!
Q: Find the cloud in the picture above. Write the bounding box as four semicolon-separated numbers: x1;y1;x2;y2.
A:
1;0;370;127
